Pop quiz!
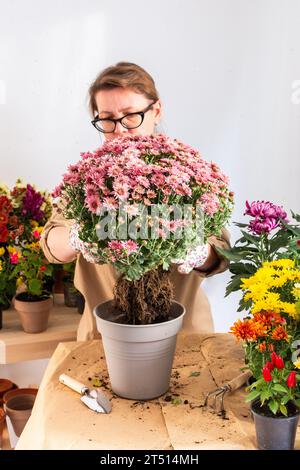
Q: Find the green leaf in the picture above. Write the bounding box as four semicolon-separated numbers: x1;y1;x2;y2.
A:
189;371;201;377
234;222;248;228
260;390;272;403
228;263;257;276
245;390;261;402
162;260;169;270
28;279;42;296
22;250;31;257
293;399;300;409
269;400;279;415
171;397;182;405
225;275;244;296
273;384;288;394
240;230;260;245
291;211;300;223
281;395;290;405
280;404;288;416
92;378;102;387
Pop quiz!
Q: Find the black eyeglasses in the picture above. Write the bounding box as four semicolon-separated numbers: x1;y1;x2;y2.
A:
91;101;157;133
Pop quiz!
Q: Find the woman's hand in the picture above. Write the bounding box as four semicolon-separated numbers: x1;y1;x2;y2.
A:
172;243;210;274
46;226;78;263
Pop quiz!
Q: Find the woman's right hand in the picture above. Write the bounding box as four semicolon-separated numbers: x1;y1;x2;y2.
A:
47;226;78;263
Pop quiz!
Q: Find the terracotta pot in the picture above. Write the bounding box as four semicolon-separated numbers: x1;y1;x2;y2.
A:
0;379;14;400
0;407;5;449
4;394;36;437
0;380;18;407
3;387;38;405
14;296;53;333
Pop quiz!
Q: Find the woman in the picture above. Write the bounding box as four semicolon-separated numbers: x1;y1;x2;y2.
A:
40;61;230;340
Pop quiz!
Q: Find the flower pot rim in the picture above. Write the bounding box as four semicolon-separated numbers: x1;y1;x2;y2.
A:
251;399;300;419
0;378;14;395
3;387;38;404
15;293;53;303
93;298;185;328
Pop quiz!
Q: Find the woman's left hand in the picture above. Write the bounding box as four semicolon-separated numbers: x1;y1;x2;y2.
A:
172;243;210;274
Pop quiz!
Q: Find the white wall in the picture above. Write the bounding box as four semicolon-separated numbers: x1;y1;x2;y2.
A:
1;0;300;333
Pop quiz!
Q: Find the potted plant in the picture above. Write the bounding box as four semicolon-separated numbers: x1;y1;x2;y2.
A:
0;190;18;317
62;261;85;313
217;200;300;308
0;246;16;329
54;134;234;399
11;241;54;333
2;180;54;333
246;354;300;450
219;201;300;448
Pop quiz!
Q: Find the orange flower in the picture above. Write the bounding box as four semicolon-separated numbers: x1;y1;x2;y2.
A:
271;325;288;341
253;311;285;327
230;319;266;341
258;341;267;352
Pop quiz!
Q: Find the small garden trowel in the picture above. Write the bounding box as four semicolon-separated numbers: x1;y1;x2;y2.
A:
59;374;112;414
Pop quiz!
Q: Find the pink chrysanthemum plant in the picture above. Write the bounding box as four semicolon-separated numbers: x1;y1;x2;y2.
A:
54;134;233;324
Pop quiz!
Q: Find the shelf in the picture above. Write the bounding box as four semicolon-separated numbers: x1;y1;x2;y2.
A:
0;295;81;364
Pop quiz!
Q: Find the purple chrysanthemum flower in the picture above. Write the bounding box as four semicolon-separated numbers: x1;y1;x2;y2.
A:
249;217;278;235
21;184;45;221
244;200;288;235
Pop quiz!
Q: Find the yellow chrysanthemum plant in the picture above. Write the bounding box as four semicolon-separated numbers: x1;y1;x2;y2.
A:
231;259;300;379
215;201;300;377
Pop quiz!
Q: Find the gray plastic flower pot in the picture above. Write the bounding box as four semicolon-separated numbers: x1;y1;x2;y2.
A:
251;400;300;450
94;299;185;400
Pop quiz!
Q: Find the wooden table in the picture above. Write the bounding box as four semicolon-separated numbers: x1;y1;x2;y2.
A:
0;295;81;364
16;332;300;450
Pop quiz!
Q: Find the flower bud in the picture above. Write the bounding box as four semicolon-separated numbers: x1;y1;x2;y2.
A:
262;366;272;382
271;351;278;366
275;355;284;369
265;361;274;372
287;371;296;388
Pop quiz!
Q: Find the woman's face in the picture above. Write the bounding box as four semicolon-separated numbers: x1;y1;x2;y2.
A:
94;87;162;141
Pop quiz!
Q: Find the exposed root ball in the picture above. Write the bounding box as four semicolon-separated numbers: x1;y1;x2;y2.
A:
113;266;173;324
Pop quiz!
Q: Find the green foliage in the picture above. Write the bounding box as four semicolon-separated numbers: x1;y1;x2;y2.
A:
217;212;300;312
247;365;300;417
11;245;53;298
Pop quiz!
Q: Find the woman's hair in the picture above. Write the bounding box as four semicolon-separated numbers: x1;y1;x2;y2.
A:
88;62;160;117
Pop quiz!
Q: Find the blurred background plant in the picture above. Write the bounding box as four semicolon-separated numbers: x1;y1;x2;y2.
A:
62;261;85;313
0;179;53;306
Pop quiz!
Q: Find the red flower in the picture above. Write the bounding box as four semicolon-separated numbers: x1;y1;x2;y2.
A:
271;351;278;366
0;213;8;225
0;224;9;243
275;355;284;369
297;240;300;247
265;361;274;372
0;195;12;214
287;371;296;388
262;365;272;382
40;266;46;272
9;252;19;265
9;215;19;227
